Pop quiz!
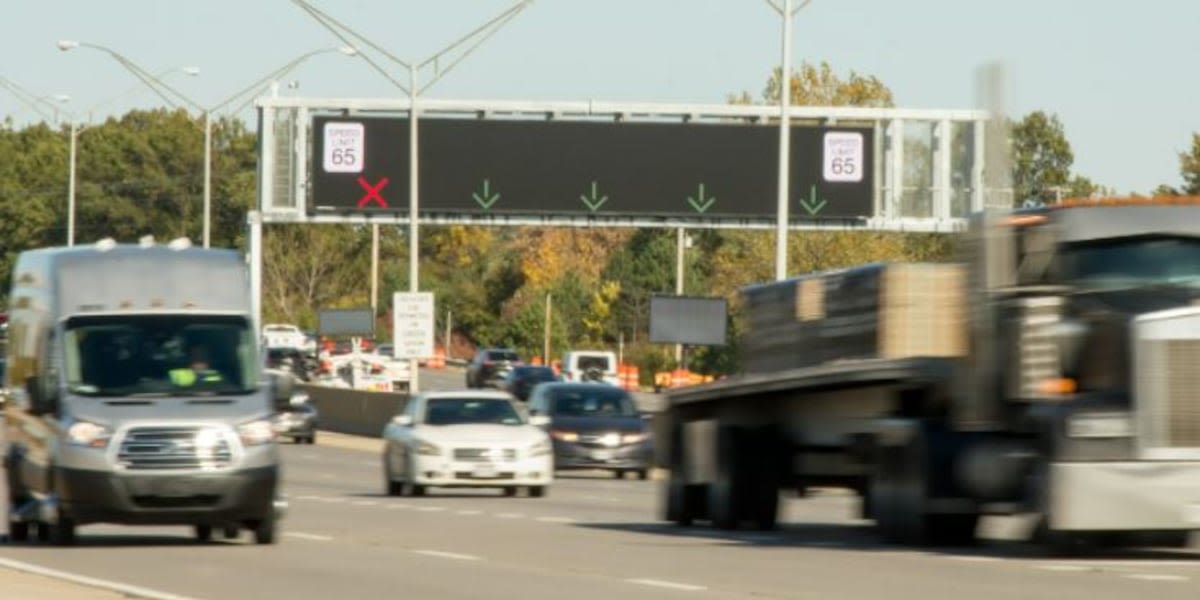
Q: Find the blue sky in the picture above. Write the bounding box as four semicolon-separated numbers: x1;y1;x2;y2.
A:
3;0;1198;194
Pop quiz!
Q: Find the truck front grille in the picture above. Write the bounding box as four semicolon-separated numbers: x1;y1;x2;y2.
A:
1134;309;1200;457
117;426;234;470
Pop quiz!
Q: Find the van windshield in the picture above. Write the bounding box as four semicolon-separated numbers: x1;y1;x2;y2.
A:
63;315;258;397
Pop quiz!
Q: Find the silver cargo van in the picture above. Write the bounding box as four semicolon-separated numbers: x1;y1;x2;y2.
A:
3;240;290;545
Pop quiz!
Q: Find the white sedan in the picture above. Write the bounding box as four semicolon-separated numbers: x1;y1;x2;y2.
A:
382;390;553;497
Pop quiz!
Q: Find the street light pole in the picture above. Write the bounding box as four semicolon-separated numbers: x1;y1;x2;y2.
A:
68;121;78;246
59;40;354;247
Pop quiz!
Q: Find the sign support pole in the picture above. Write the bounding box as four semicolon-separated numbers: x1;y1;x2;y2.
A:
408;63;421;394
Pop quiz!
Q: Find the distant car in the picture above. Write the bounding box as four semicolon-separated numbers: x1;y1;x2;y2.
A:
465;348;521;388
501;365;560;402
561;350;619;386
381;390;553;497
273;392;318;444
527;382;652;479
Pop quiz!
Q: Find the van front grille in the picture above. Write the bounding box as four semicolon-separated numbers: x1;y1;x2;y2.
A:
117;426;233;470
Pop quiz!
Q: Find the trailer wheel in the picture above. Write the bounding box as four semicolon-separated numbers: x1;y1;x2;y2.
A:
664;424;699;526
871;421;977;546
708;426;748;530
747;426;782;531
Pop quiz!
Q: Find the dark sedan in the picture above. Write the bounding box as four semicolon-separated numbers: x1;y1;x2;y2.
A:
502;365;560;401
526;382;652;479
273;394;318;444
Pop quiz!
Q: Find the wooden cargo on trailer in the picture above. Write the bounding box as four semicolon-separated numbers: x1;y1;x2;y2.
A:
740;262;967;373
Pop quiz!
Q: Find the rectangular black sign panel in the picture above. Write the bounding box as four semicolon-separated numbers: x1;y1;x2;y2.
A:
649;295;728;346
317;308;374;338
311;117;873;221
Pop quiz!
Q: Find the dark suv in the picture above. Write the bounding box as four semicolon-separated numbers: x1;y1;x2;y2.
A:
465;348;521;388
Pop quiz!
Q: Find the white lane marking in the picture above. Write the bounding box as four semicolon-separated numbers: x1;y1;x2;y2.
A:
1036;565;1090;572
284;532;334;542
320;473;336;479
387;503;414;510
1037;560;1200;568
536;516;576;523
496;512;525;519
295;495;324;501
0;557;201;600
351;500;378;506
626;578;707;592
416;506;447;512
1123;574;1190;582
413;550;482;561
458;510;483;515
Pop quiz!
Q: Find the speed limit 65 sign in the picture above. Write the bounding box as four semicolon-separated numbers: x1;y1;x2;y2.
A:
823;131;863;183
323;122;365;173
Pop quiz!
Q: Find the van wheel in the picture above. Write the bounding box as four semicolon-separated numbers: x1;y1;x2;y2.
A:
223;526;240;540
528;486;547;498
7;519;29;542
35;522;50;543
253;519;277;545
194;525;213;542
50;517;76;546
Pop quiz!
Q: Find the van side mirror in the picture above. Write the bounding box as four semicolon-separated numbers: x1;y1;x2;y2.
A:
269;371;296;411
529;415;551;427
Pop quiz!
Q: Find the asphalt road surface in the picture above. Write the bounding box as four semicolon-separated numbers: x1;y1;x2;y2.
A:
3;368;1198;599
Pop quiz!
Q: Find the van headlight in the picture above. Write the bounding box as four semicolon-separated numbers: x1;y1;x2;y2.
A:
415;439;441;456
528;439;551;457
66;420;112;448
1066;412;1133;438
621;432;648;444
238;419;276;446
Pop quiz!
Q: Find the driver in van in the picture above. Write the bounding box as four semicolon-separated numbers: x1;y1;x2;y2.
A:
169;344;224;387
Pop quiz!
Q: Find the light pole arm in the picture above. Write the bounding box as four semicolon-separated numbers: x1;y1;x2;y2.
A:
75;42;203;112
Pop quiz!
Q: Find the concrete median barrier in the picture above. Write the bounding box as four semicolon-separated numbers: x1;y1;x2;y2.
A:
302;385;409;437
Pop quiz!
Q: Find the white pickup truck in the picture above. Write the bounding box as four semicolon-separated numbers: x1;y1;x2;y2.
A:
262;323;308;351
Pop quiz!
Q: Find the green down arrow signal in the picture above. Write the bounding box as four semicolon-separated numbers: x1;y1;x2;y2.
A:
799;184;828;216
580;180;609;212
472;179;501;210
687;183;716;213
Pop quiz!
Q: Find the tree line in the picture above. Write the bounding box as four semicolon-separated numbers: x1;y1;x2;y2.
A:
4;62;1197;376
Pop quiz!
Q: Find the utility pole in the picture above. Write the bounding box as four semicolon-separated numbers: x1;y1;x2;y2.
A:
767;0;813;281
543;293;553;365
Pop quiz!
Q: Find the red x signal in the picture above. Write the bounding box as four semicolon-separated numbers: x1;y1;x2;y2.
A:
357;176;389;208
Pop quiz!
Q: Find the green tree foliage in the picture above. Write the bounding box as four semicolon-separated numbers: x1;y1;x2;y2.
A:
1010;111;1074;206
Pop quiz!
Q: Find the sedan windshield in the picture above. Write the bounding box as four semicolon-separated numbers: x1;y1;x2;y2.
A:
1060;237;1200;290
424;397;524;426
551;388;638;417
64;314;258;396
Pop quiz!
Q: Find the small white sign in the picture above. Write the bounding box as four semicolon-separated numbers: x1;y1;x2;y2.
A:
323;122;365;173
823;131;864;183
392;292;435;359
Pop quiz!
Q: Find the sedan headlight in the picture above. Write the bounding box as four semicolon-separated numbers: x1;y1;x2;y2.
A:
1066;412;1133;438
528;439;551;457
66;420;112;448
415;438;441;456
621;432;648;444
238;419;276;446
550;430;579;442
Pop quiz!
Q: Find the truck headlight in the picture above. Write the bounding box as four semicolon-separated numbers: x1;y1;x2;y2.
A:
415;439;441;456
1066;412;1133;438
66;420;112;448
528;439;551;457
238;419;276;446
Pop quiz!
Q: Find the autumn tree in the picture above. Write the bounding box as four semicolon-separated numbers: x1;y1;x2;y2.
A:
1179;133;1200;195
1009;111;1076;206
730;61;894;107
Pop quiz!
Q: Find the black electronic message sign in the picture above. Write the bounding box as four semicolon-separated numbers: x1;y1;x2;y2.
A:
311;116;873;221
